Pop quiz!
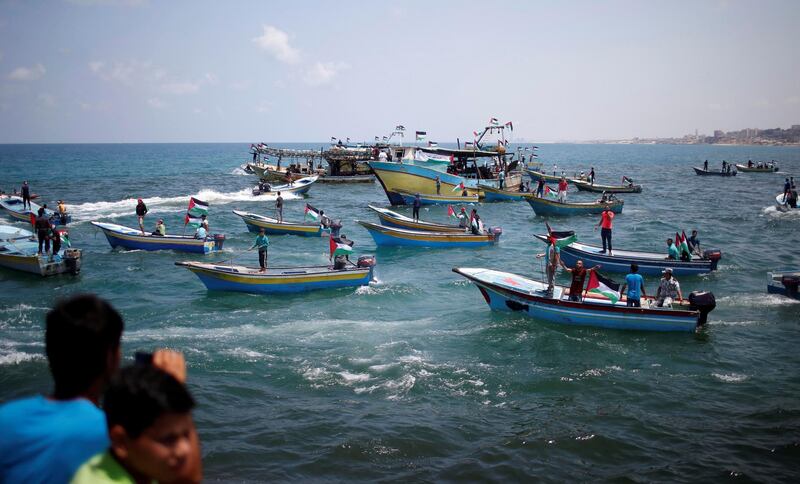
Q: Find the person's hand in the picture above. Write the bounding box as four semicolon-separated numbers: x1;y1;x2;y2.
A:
152;349;186;383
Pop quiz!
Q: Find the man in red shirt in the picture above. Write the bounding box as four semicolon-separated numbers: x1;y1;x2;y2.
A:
557;176;568;203
559;259;601;301
595;206;614;255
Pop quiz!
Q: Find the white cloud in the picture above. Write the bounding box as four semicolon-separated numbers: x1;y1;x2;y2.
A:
230;79;252;91
147;97;165;109
161;81;200;95
7;64;46;81
89;59;154;84
37;93;56;108
303;61;348;86
252;25;300;64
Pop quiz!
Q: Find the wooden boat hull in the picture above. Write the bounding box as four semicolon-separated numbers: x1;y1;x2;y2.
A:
232;210;326;237
358;221;499;247
368;161;482;205
318;174;375;183
396;189;479;206
572;180;642;193
253;176;318;196
479;185;532;202
454;267;704;332
693;167;736;176
0;250;81;276
533;234;719;276
91;222;221;254
526;197;624;216
525;169;570;184
176;261;373;294
0;196;71;225
735;164;778;172
367;205;465;233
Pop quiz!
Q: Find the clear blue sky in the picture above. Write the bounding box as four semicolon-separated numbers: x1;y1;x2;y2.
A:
0;0;798;143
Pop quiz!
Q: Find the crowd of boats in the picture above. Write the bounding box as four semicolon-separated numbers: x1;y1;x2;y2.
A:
1;124;797;333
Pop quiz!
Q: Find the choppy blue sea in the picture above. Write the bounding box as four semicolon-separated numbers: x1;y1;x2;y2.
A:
1;143;799;481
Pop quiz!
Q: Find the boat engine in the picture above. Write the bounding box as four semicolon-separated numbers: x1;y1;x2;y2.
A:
688;291;716;326
357;255;376;269
213;234;226;251
490;227;503;237
702;248;722;269
781;275;800;298
63;248;82;275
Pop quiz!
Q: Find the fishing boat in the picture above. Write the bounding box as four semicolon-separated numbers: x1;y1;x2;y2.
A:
318;174;375;184
91;221;225;254
767;269;800;300
367;205;466;233
478;185;533;202
232;210;327;237
572;180;642;193
251;175;318;196
533;234;721;276
526;196;624;216
693;167;736;176
735;163;779;172
524;169;570;184
0;195;71;225
453;267;717;332
395;189;479;205
357;220;500;248
0;225;82;276
175;257;376;294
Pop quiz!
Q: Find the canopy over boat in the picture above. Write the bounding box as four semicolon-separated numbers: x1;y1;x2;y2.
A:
693;167;736;176
526;196;624;216
453;267;716;332
176;259;375;294
91;221;224;254
533;234;721;276
232;210;327;237
367;205;466;233
357;220;500;247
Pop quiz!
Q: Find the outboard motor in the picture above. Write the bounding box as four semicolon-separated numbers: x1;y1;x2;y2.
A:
330;220;342;238
490;227;503;239
213;234;226;251
688;291;716;326
63;248;82;275
781;274;800;298
357;255;376;269
702;248;722;270
251;187;260;196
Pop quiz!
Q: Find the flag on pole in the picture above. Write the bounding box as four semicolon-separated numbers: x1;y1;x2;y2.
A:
304;203;321;222
428;141;438;147
586;271;620;303
60;229;71;248
375;136;379;141
473;131;480;138
346;137;350;143
505;121;514;131
415;131;426;141
680;230;691;258
451;181;465;192
489;117;499;125
329;235;354;259
330;137;337;142
447;205;458;219
396;125;405;131
184;197;208;227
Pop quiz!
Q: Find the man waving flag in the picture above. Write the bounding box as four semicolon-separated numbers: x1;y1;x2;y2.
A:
586;271;620;303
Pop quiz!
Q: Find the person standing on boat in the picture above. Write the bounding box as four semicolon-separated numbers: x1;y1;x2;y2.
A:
557;176;568;203
135;198;148;236
666;238;679;260
536;178;545;198
275;192;284;223
57;200;68;226
35;208;51;255
721;160;727;173
251;228;269;272
470;209;483;235
49;226;62;262
21;181;31;210
783;178;792;202
655;268;682;307
595;206;614;255
589;167;595;185
703;160;708;171
559;259;601;302
412;193;422;222
153;219;166;236
498;170;505;190
620;263;646;307
435;176;441;195
536;236;560;295
687;230;701;256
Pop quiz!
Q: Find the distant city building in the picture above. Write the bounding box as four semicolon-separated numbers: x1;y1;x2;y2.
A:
713;130;724;138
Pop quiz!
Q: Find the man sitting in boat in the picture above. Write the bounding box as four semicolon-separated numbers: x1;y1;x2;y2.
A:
558;259;601;302
194;225;207;240
152;219;166;236
457;207;469;230
469;209;484;235
654;268;683;307
666;238;679;260
687;230;701;256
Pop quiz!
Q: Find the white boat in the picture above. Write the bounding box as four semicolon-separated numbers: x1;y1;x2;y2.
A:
0;225;81;276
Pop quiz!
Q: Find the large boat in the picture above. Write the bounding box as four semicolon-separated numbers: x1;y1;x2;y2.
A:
357;220;500;248
533;234;721;276
251;175;318;196
92;221;225;254
367;205;466;233
767;269;800;300
247;144;373;183
527;196;624;216
396;189;479;206
233;210;327;237
175;258;376;294
735;162;778;173
693;167;736;176
453;267;716;332
0;195;71;225
0;225;81;276
572;180;642;193
478;185;533;202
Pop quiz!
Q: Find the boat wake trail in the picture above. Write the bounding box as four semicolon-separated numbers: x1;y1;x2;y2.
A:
761;205;800;220
69;188;304;222
230;166;250;176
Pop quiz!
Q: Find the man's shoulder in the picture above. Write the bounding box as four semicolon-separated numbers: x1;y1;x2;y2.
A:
0;395;44;420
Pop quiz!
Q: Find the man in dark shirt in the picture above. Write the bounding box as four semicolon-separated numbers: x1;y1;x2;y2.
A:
412;194;421;222
21;181;31;210
35;208;51;255
687;230;701;256
559;259;601;301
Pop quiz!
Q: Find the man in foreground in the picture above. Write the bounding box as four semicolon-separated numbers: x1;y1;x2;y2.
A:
655;268;683;307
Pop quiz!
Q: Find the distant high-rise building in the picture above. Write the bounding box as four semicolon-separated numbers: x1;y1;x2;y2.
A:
713;130;724;138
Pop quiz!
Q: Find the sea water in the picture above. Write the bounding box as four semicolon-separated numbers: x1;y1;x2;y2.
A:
1;143;798;481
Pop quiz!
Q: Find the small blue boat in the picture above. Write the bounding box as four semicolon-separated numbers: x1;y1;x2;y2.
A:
767;269;800;300
357;220;500;248
251;175;318;196
534;234;722;276
367;205;466;233
453;267;716;332
0;195;71;225
233;210;328;237
478;185;532;202
396;189;479;206
92;221;225;254
527;196;623;217
176;258;376;294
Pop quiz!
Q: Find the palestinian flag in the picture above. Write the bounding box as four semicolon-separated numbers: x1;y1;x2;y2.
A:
544;222;577;248
396;125;405;131
186;197;208;217
329;236;353;258
543;185;557;198
185;214;203;228
305;203;321;222
473;131;480;138
331;137;337;142
447;205;458;219
428;141;438;147
586;271;620;303
452;181;465;193
489;117;499;125
505;121;513;131
680;230;691;257
415;131;426;141
59;229;71;248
